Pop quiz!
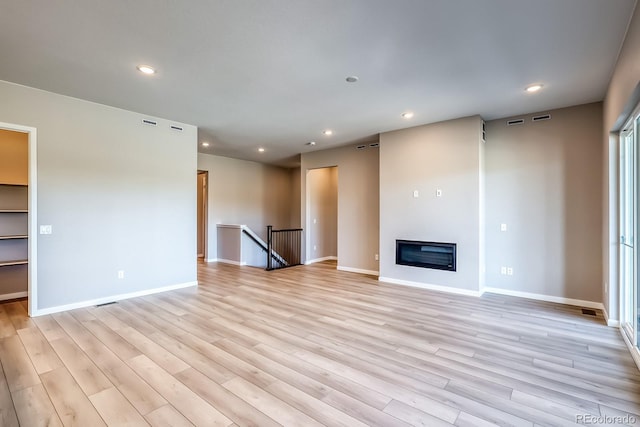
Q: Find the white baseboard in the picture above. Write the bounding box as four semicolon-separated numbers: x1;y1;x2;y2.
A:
305;256;337;265
31;281;198;317
216;259;246;266
205;258;217;263
378;276;483;297
482;287;604;311
337;266;379;276
620;328;640;371
0;291;28;301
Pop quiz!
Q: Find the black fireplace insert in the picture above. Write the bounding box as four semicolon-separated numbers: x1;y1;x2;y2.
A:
396;240;456;271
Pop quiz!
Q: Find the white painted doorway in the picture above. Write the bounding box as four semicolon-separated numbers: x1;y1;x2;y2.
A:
0;121;37;316
197;170;208;260
305;167;338;264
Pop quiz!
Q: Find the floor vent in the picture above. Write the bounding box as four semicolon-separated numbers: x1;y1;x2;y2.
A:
507;118;524;126
142;119;157;126
532;114;551;122
581;308;597;316
170;125;183;131
96;301;118;307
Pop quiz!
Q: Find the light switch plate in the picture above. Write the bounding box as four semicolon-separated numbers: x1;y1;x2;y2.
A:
40;225;52;235
413;190;419;198
500;223;507;231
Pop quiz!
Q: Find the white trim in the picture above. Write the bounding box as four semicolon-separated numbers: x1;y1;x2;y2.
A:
216;259;246;266
216;223;245;229
378;276;483;297
0;121;37;317
483;287;605;311
602;305;620;327
0;291;28;301
619;327;640;371
337;266;379;276
305;256;337;265
31;281;198;317
205;258;217;263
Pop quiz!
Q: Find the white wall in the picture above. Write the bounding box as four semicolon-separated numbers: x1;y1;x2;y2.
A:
0;80;197;312
379;116;483;292
486;103;603;303
603;4;640;322
301;143;379;274
197;153;293;261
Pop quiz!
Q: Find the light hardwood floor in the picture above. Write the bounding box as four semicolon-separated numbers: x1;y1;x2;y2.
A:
0;261;639;426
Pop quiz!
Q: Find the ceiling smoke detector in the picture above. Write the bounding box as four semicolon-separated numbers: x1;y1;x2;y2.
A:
345;76;359;83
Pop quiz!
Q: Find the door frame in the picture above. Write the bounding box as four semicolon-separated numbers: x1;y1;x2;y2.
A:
0;121;37;316
197;170;208;260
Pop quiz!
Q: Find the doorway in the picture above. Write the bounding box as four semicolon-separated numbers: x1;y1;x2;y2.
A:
0;121;37;316
305;167;338;264
197;170;208;260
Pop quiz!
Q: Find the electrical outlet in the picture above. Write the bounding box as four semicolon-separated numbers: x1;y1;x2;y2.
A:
507;267;513;276
413;190;419;198
500;223;507;231
436;189;442;197
501;266;507;275
374;254;379;261
117;270;124;279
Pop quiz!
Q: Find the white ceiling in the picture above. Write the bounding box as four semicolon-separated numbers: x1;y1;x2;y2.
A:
0;0;636;166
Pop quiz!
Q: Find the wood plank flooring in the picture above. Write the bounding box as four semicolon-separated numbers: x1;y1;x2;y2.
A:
0;260;639;426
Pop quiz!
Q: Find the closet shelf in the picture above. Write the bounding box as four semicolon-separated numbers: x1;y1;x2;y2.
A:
0;260;28;267
0;183;27;187
0;235;28;240
0;210;28;213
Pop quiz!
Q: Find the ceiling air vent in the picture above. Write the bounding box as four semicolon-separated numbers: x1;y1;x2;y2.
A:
142;119;157;126
506;119;524;126
170;125;183;132
356;145;367;150
369;143;379;148
532;114;551;122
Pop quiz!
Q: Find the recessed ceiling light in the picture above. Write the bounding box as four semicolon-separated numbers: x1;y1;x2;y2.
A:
525;84;543;93
402;112;414;119
258;147;265;152
323;130;333;136
136;65;156;75
201;142;210;147
345;76;359;83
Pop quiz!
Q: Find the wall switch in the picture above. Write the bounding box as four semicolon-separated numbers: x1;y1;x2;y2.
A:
374;254;379;261
117;270;125;279
507;267;513;276
501;266;507;275
413;190;419;198
436;189;442;197
40;225;53;235
500;223;507;231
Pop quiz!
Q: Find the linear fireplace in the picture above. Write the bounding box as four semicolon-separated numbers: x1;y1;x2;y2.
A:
396;240;456;271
